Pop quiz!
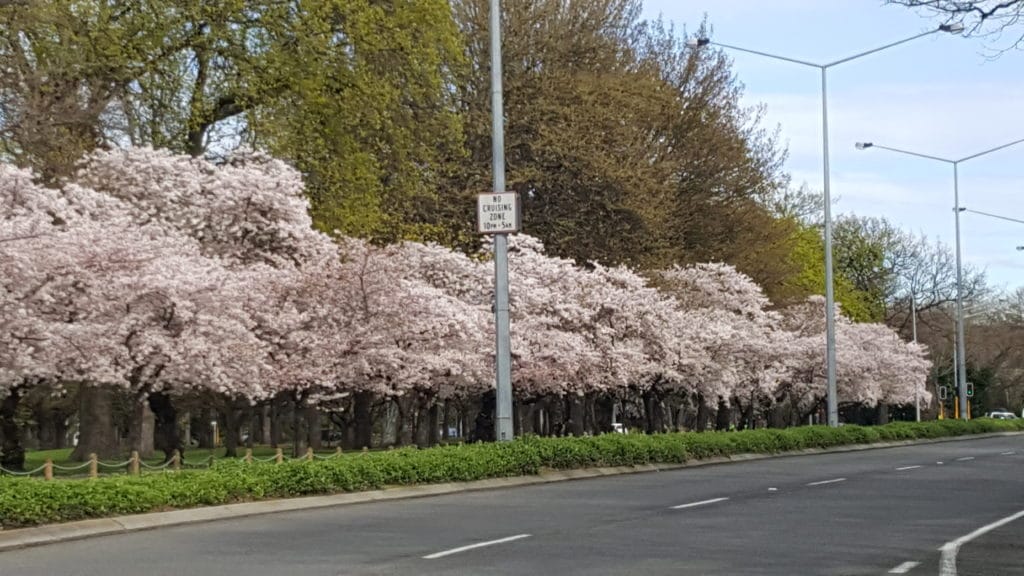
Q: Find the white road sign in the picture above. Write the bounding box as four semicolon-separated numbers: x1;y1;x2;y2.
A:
477;192;520;234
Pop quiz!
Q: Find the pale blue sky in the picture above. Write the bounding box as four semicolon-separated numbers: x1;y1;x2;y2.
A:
640;0;1024;292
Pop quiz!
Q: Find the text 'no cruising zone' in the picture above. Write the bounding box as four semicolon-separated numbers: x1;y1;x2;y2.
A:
477;192;520;234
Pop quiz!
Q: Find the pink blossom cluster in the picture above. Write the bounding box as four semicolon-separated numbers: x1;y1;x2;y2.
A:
1;149;931;409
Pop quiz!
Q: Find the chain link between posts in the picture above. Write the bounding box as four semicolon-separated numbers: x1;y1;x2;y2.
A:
1;447;346;478
51;461;93;472
0;463;46;476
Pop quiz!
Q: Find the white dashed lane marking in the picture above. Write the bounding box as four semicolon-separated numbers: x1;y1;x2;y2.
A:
670;497;730;510
807;477;846;486
423;534;531;560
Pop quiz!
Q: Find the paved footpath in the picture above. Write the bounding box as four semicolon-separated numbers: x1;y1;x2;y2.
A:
1;435;1022;575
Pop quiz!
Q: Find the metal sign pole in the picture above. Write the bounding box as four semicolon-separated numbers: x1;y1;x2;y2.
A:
490;0;513;441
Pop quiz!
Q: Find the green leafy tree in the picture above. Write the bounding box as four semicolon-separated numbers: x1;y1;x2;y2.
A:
449;1;787;269
251;0;466;240
785;222;879;322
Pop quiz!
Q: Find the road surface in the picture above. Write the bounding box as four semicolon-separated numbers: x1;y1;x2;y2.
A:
2;435;1022;575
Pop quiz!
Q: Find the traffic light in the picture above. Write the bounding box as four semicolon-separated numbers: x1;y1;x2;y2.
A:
938;386;948;401
966;382;975;398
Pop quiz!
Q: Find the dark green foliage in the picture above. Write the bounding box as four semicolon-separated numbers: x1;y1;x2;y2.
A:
2;419;1021;529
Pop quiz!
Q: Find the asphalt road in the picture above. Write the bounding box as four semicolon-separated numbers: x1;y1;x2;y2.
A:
2;435;1022;576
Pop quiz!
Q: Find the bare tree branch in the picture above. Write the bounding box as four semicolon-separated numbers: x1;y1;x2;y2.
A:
887;0;1024;50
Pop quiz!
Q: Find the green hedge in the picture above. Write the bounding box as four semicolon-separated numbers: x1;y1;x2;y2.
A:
2;419;1021;529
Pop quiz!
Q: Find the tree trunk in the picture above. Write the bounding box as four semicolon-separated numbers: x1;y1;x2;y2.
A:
427;401;440;447
471;391;495;442
353;391;373;449
414;396;431;448
259;404;270;445
767;394;789;429
595;395;614;434
569;395;586;437
695;395;712;432
196;407;214;449
462;401;475;441
247;405;257;449
520;402;536;436
54;413;69;450
547;395;565;437
643;390;664;434
441;401;451;441
366;399;385;448
715;397;732;431
291;395;303;457
71;386;119;461
269;398;281;448
180;411;191;449
148;392;181;462
584;394;597;435
877;403;890;425
223;403;240;458
0;387;25;471
676;403;690;432
126;395;155;458
395;395;414;446
306;405;322;450
36;409;58;450
738;401;754;431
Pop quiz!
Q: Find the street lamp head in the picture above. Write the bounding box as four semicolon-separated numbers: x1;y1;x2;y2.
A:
686;37;711;48
1017;246;1024;251
939;22;965;33
855;142;873;150
956;207;967;212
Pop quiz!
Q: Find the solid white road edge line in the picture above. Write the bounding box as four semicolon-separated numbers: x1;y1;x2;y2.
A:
896;465;923;471
1000;451;1016;455
888;560;920;573
423;534;531;560
670;497;730;510
938;509;1024;576
806;477;846;486
955;456;975;461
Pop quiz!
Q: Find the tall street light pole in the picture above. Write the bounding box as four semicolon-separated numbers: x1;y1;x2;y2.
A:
911;291;919;421
855;137;1024;420
490;0;513;441
689;23;962;427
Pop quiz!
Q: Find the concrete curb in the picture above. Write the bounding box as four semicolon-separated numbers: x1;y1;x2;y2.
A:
1;430;1020;553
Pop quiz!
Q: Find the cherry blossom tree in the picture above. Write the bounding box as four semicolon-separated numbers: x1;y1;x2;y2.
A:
2;146;940;462
656;263;789;429
2;149;331;460
777;296;931;425
1;166;208;460
72;147;324;266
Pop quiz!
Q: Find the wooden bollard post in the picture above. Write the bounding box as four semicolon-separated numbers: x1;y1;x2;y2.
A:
130;451;140;476
88;453;98;479
207;454;215;469
43;458;53;481
335;446;342;457
306;447;314;461
245;448;253;463
361;446;368;455
172;450;181;471
275;447;283;464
